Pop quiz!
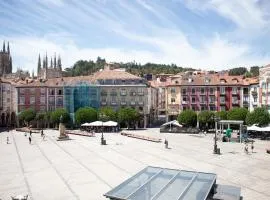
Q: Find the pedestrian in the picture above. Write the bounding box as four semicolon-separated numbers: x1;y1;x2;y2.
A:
164;139;168;149
28;136;31;144
244;143;248;154
251;141;254;153
6;136;9;144
41;129;44;137
30;130;32;137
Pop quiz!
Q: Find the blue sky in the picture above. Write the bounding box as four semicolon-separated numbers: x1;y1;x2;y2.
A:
1;0;270;73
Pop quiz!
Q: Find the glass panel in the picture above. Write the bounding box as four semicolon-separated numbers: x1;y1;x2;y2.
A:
106;167;161;198
179;173;216;200
154;171;195;200
128;169;178;200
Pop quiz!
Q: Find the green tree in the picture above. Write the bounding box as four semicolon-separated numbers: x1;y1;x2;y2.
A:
250;66;259;77
98;107;117;121
75;107;97;125
216;111;227;120
50;108;70;126
246;107;270;126
118;107;139;128
177;110;197;127
227;108;248;122
18;109;36;127
35;112;46;128
228;67;247;76
198;111;215;129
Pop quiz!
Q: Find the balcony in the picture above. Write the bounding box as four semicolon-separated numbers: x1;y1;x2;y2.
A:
138;102;144;105
232;101;239;105
111;102;117;106
243;101;249;105
130;101;136;106
120;102;127;105
252;91;258;96
130;92;136;96
101;102;107;105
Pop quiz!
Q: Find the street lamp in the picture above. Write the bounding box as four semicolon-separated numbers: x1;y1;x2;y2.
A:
212;115;220;154
99;113;106;145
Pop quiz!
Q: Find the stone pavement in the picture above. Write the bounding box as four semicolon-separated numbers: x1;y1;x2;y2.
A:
0;128;270;200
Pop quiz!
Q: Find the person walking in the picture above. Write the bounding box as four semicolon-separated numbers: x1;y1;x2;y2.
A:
28;136;32;144
251;141;254;153
6;136;9;144
244;143;248;154
164;139;168;149
30;130;32;137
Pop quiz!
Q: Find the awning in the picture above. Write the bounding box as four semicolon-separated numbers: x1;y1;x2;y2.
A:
161;120;183;128
247;125;261;131
81;123;91;126
89;121;103;126
103;121;118;126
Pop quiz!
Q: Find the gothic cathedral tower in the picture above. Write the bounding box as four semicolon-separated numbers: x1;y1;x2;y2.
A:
0;41;12;76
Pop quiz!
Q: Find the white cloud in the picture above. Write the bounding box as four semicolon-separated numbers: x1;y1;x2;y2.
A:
183;0;269;29
5;31;270;75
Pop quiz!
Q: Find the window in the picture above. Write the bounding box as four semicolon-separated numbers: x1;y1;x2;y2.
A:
57;97;63;106
209;96;215;103
220;106;226;111
192;97;196;103
101;90;107;96
49;88;55;95
200;96;206;103
171;98;175;103
58;89;63;95
20;88;25;94
210;106;216;111
30;96;35;104
220;87;225;94
233;96;238;104
120;89;127;96
30;88;35;94
182;96;187;102
182;88;186;95
40;96;46;104
201;88;205;94
110;89;117;96
209;88;215;94
170;87;176;93
232;87;238;94
220;96;225;103
138;88;144;95
49;96;55;104
65;88;71;95
191;106;196;111
7;98;10;102
192;88;195;94
19;97;25;104
201;105;206;111
254;97;257;103
40;88;45;95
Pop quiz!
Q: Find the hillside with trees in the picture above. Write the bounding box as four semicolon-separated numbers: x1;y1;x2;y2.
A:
64;57;262;77
63;57;195;77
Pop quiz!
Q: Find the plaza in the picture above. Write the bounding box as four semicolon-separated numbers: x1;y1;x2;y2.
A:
0;129;270;200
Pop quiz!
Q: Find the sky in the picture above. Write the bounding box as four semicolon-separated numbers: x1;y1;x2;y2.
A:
1;0;270;73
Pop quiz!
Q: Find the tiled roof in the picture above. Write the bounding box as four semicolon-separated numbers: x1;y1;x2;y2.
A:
93;68;143;81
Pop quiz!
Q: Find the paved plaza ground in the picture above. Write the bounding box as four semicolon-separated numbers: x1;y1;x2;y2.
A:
0;128;270;200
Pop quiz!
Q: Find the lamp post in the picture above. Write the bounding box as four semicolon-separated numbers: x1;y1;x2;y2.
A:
213;115;220;154
99;113;105;145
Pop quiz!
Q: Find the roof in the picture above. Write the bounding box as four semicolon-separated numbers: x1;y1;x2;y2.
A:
104;166;216;200
93;68;143;81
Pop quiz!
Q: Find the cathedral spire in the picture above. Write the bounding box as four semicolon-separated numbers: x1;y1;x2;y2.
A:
57;55;62;71
54;53;57;69
42;56;46;68
45;52;48;69
9;56;12;73
3;41;5;52
50;57;53;68
38;54;41;73
7;42;10;54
